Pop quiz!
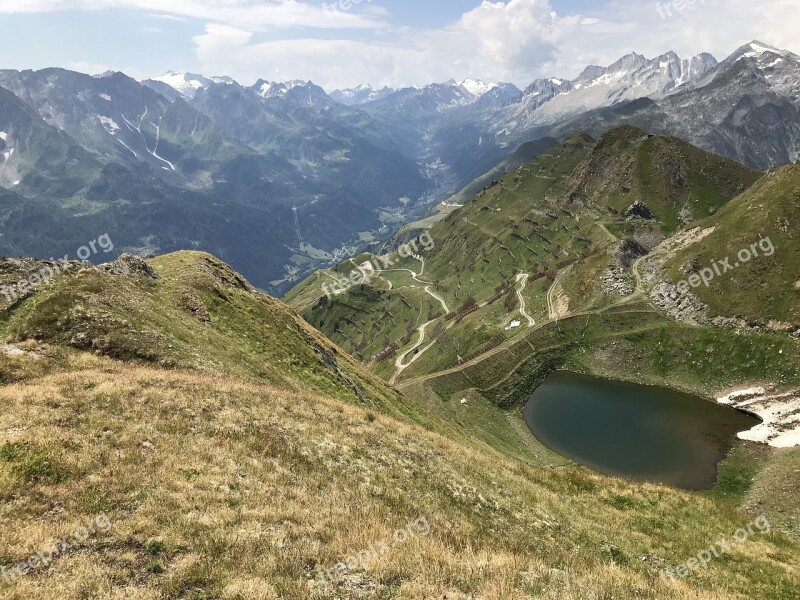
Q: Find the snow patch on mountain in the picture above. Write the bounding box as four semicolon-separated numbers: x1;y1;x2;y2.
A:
498;50;718;130
256;80;307;99
459;79;497;97
150;72;234;98
117;139;138;158
330;84;397;106
681;41;800;101
737;41;789;61
97;116;120;135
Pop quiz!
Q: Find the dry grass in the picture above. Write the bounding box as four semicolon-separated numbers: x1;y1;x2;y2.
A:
0;355;797;599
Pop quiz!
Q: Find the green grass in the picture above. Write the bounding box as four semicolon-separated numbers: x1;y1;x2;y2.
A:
0;252;424;423
663;162;800;323
0;248;798;598
287;126;763;382
0;442;70;486
707;442;773;505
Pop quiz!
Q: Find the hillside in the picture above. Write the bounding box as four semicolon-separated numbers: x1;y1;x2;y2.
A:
551;125;762;233
286;125;800;522
290;126;764;382
657;162;800;325
0;251;798;598
0;252;408;412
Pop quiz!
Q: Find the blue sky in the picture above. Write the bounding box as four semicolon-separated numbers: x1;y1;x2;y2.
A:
0;0;797;89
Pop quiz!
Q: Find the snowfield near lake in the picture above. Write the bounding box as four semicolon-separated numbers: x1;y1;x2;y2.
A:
717;387;800;447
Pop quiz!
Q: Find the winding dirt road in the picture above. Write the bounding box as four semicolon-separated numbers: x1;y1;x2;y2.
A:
384;258;452;384
515;273;535;326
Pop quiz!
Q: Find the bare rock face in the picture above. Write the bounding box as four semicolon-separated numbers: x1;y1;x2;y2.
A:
650;281;710;325
682;256;702;275
624;200;654;220
98;254;159;279
632;232;665;252
599;266;634;296
615;238;648;268
649;278;800;338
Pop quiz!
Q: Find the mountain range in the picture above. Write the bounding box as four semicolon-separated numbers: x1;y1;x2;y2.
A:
0;41;798;294
1;38;799;600
286;122;800;449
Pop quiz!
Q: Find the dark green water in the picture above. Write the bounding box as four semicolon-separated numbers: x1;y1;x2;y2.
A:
523;372;761;490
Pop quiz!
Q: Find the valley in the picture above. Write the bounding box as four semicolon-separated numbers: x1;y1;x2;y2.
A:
0;246;798;598
1;16;799;598
287;123;800;552
1;41;798;297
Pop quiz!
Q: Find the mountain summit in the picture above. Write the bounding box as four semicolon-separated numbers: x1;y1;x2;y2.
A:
145;71;235;98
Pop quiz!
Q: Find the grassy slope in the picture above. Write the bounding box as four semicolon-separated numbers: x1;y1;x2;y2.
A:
288;126;764;381
0;251;798;598
662;162;800;323
0;252;406;418
417;306;800;405
292;132;601;366
304;283;439;364
553;125;762;234
0;356;798;599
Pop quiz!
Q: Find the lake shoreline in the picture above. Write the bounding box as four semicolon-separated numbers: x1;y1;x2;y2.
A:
561;366;798;449
523;371;762;490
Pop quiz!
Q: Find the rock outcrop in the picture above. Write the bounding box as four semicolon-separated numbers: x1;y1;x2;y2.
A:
97;253;159;278
624;200;654;220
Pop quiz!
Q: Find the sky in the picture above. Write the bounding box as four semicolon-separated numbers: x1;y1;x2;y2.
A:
0;0;798;90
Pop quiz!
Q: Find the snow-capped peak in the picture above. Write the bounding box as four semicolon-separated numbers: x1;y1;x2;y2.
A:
740;41;788;58
150;72;233;98
459;79;498;97
725;41;799;66
330;84;397;106
254;80;308;99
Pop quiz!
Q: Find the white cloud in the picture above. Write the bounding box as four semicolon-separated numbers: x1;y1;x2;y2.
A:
192;0;582;88
5;0;800;89
67;60;111;74
0;0;387;30
188;0;800;89
147;12;186;22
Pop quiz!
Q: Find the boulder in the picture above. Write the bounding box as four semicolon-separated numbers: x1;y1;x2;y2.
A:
624;200;654;220
98;253;159;279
